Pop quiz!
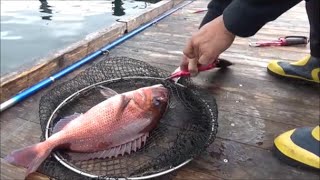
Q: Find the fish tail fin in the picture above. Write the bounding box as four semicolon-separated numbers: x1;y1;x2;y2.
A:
4;141;53;176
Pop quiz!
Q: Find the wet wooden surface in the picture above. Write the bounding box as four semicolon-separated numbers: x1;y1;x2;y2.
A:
1;0;319;179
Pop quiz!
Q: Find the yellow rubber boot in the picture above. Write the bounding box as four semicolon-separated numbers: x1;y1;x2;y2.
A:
267;55;320;83
274;125;320;170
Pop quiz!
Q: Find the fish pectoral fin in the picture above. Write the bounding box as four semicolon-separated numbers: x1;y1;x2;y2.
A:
53;113;82;134
98;85;118;99
115;95;132;121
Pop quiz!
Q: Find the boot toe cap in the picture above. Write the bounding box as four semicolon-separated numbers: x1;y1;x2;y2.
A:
267;60;286;76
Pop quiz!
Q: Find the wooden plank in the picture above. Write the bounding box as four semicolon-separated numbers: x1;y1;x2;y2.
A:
173;168;223;180
197;69;318;106
1;95;42;124
0;117;50;179
120;39;309;67
216;110;297;149
1;158;49;180
117;0;175;32
216;95;318;127
122;31;310;58
175;138;320;180
114;33;308;68
0;158;49;180
1;118;42;158
118;27;310;61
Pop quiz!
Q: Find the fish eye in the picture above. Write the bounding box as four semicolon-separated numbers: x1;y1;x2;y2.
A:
152;97;161;106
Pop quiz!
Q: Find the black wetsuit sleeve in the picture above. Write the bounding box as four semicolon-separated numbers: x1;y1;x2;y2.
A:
222;0;303;37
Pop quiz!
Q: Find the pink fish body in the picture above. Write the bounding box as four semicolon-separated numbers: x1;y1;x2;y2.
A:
5;84;169;177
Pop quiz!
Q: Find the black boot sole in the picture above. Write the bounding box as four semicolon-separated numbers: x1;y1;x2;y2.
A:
272;145;320;173
267;68;320;87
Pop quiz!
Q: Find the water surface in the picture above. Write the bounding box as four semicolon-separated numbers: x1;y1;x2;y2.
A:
1;0;158;76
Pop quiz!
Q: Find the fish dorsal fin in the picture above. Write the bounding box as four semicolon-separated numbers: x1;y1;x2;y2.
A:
52;113;82;134
98;85;118;99
66;133;149;161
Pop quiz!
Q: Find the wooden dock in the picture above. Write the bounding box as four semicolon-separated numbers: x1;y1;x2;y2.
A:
1;0;319;179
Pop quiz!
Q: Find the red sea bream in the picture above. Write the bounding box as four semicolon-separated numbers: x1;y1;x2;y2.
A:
4;84;169;177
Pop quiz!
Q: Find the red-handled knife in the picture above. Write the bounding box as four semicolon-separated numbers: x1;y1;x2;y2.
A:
166;58;232;82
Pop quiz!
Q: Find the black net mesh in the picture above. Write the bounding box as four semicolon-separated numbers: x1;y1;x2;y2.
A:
38;56;218;180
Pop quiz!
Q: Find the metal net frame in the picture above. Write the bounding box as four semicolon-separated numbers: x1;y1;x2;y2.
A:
38;56;218;180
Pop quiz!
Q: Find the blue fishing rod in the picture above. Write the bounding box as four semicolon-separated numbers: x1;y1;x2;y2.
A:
0;0;194;112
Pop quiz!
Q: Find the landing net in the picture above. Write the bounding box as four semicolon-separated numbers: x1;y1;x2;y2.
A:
38;56;218;179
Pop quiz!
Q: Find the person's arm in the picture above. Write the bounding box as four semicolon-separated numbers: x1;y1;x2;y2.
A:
223;0;302;37
199;0;232;28
180;0;304;75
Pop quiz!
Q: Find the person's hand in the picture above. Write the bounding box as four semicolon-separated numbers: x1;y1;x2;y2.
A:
180;15;235;76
